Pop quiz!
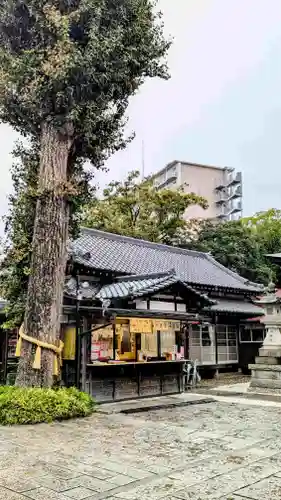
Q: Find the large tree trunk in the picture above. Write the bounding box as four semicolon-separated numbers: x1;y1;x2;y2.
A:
15;122;73;387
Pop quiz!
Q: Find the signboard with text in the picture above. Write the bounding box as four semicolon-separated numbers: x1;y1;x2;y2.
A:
127;317;181;334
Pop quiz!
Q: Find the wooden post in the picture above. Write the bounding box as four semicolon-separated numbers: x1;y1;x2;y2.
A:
75;274;81;389
157;330;161;359
113;322;116;360
184;324;189;359
81;317;88;393
214;315;218;366
2;329;8;384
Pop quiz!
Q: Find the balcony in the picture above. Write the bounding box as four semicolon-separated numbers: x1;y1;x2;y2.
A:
154;166;178;189
226;201;242;218
155;174;177;189
216;196;228;205
217;200;242;220
228;185;242;200
215;171;242;191
217;207;228;219
229;205;242;215
215;182;226;191
227;171;242;187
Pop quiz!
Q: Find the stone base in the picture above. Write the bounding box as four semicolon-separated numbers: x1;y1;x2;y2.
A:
248;328;281;393
249;357;281;392
259;348;281;358
255;356;281;365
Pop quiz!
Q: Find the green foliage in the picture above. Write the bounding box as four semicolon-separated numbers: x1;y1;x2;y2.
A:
0;141;94;327
0;386;95;425
82;170;208;244
185;216;279;285
242;209;281;255
0;141;38;327
0;0;170;165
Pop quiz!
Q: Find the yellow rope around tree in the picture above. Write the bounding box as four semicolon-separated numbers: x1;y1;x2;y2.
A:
15;324;64;376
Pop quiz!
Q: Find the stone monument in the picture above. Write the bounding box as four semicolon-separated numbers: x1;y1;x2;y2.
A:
249;282;281;393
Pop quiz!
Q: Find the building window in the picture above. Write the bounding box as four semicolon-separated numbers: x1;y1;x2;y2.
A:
253;329;264;342
216;325;238;363
7;328;19;358
202;325;211;346
267;306;274;315
240;328;251;342
239;326;265;343
189;324;215;365
160;332;176;357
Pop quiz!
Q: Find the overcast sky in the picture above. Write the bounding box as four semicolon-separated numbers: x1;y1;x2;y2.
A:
1;0;281;233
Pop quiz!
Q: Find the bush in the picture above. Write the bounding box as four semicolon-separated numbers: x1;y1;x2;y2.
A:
0;386;95;425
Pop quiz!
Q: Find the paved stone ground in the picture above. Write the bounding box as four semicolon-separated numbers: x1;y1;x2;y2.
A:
2;398;281;499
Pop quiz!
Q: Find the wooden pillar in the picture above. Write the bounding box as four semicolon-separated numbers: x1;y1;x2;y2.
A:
81;317;88;393
2;329;8;384
75;273;81;389
113;322;116;360
157;330;161;359
214;315;218;365
184;324;189;359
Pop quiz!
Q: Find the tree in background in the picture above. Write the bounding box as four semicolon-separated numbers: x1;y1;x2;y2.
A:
82;170;208;245
243;209;281;255
0;0;170;386
0;142;39;329
185;213;281;285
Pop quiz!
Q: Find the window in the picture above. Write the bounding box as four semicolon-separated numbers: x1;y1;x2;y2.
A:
202;325;211;346
160;332;176;356
189;324;215;365
216;325;238;363
239;326;265;343
252;329;264;342
141;332;157;356
267;306;274;315
240;328;251;342
7;329;18;358
91;325;114;361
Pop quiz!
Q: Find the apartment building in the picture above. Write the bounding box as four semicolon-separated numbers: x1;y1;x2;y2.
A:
153;160;243;221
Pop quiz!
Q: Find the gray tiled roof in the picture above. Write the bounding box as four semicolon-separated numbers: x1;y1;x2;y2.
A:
96;271;213;302
204;299;265;316
71;228;263;292
64;277;100;299
97;273;175;300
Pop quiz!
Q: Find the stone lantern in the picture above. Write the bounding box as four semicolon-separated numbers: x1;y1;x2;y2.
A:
249;280;281;392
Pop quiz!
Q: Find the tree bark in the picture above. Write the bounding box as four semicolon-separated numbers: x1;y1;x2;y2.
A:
15;122;73;387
